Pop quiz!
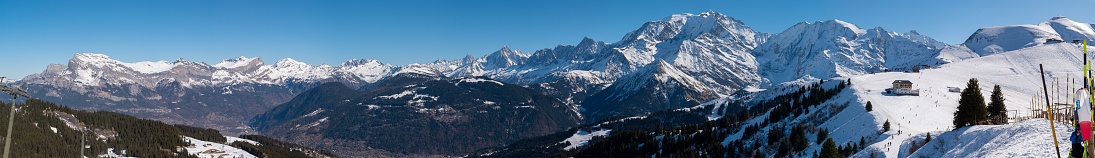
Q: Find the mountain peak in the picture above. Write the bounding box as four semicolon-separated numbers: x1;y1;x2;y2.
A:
822;19;865;34
174;58;188;63
679;10;724;21
215;56;262;69
483;45;530;68
393;64;442;77
782;19;867;39
74;53;112;60
70;53;118;66
622;11;751;45
275;58;304;66
338;59;383;67
663;11;728;22
462;54;476;63
224;56;253;62
700;10;720;16
579;37;596;45
963;16;1091;55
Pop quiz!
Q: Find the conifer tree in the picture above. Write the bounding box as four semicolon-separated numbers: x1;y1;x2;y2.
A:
819;138;842;158
865;101;873;112
954;78;988;129
883;120;891;132
987;85;1007;124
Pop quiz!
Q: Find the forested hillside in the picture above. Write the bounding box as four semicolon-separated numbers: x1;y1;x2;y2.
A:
0;99;330;157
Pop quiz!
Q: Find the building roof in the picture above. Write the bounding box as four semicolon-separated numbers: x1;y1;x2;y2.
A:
893;80;912;84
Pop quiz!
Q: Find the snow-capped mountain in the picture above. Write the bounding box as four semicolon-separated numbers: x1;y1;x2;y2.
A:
475;41;1091;158
563;11;769;120
754;19;951;84
962;16;1095;56
17;11;956;136
24;53;395;89
19;53;397;134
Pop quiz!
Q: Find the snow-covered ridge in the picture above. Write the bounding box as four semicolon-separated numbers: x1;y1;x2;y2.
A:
71;53;179;74
962;16;1095;56
214;56;259;69
24;53;397;88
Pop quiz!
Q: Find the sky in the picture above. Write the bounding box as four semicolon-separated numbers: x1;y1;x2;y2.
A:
2;0;1095;79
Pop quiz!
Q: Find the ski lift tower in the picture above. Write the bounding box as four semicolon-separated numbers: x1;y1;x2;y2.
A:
0;77;29;158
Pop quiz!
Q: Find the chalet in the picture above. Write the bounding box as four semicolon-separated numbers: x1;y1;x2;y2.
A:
892;80;912;90
887;80;919;96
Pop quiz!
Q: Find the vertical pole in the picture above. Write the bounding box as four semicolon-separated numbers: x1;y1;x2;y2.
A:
2;94;14;158
0;77;7;158
1084;40;1094;156
1042;64;1063;158
79;126;85;158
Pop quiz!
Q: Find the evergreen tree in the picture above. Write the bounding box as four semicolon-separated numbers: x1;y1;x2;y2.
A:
987;85;1007;124
924;133;932;143
816;128;829;144
791;126;808;151
865;101;873;112
954;78;988;129
819;138;842;158
883;120;891;132
776;140;791;157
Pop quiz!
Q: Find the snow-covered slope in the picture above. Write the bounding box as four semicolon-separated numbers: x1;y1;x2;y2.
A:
903;119;1070;157
962;16;1095;56
754;19;950;84
842;42;1087;157
183;136;257;158
682;42;1087;157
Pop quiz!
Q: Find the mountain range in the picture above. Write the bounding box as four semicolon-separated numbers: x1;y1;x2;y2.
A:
14;11;1095;157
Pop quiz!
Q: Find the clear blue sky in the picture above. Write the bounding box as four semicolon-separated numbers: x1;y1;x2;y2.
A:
2;0;1094;79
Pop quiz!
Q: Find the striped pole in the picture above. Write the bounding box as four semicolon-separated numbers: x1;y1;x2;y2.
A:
1041;64;1062;158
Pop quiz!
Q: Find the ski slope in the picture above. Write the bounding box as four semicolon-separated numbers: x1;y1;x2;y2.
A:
904;119;1070;157
183;136;257;158
845;42;1088;157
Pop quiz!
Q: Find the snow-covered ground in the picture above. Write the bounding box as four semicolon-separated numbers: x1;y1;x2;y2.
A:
560;129;611;150
101;148;135;158
843;42;1089;157
712;42;1089;157
183;136;257;158
226;136;260;146
904;119;1070;157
